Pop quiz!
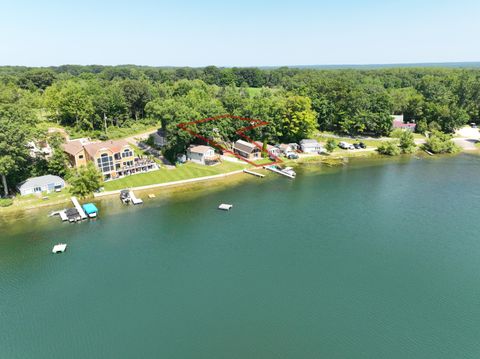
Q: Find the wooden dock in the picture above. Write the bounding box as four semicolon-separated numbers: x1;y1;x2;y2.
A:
243;169;265;178
59;210;68;221
71;197;87;220
129;190;143;205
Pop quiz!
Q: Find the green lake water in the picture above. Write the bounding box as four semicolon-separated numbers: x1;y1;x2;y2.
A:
1;155;480;358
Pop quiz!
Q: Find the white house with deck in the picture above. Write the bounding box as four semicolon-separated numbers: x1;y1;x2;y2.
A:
17;175;65;196
186;145;217;165
299;139;323;153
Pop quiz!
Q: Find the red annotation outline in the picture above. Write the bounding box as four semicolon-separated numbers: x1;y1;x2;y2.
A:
177;114;282;167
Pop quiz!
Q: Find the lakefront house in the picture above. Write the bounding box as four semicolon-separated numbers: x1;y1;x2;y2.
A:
17;175;65;196
233;140;262;160
186;145;218;165
254;141;281;158
299;139;323;153
62;138;158;180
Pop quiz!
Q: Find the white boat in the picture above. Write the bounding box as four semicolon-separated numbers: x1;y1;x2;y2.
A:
264;165;296;179
52;243;67;253
282;167;296;177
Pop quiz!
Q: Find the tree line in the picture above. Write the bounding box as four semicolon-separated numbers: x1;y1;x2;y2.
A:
1;65;479;196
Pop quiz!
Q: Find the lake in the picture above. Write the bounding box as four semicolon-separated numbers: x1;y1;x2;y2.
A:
1;155;480;358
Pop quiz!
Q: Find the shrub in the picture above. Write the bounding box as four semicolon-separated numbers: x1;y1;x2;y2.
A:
325;138;337;153
424;130;459;154
399;131;416;154
0;198;13;207
377;141;400;156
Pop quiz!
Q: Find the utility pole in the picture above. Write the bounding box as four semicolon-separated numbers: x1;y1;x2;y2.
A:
104;113;108;136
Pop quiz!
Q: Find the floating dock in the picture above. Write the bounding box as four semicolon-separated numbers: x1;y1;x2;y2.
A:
59;210;68;221
264;165;296;179
243;169;265;178
129;190;143;205
52;243;67;253
218;203;233;211
71;197;87;219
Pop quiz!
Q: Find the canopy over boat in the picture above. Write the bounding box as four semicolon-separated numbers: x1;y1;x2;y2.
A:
82;203;98;215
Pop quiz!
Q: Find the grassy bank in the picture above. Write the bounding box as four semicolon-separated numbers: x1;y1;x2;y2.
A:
102;161;246;191
0;191;72;213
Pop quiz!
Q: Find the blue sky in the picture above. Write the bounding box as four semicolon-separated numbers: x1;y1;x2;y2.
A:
1;0;479;66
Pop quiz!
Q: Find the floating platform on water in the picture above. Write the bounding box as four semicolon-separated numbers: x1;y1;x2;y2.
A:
59;210;68;221
243;169;265;178
218;203;233;211
52;243;67;253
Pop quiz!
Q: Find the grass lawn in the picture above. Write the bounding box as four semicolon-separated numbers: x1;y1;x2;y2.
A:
314;134;384;148
252;158;275;165
1;190;72;212
103;161;246;191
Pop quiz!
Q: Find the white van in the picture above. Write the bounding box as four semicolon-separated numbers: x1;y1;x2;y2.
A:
339;141;355;150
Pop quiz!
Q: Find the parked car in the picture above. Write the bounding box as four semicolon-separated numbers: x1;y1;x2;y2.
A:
339;141;355;150
353;143;361;149
358;142;366;149
286;152;299;159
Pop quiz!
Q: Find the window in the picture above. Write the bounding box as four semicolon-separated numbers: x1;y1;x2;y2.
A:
121;148;133;158
34;187;42;193
114;153;121;161
78;155;84;159
97;153;114;173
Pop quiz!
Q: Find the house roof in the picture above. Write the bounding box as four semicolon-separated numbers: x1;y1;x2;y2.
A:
188;145;214;154
17;175;64;190
83;139;130;158
254;141;276;151
393;121;416;129
234;139;259;154
300;139;320;145
62;140;85;156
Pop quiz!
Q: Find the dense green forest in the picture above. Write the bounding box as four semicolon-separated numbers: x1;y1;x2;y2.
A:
1;65;480;196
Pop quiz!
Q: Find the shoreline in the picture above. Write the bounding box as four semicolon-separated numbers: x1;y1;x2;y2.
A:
1;148;478;215
94;169;246;197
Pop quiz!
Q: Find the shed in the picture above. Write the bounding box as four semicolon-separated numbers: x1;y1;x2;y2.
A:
17;175;65;196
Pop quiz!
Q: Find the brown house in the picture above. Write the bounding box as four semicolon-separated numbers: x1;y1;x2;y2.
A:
62;138;158;180
233;140;261;160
